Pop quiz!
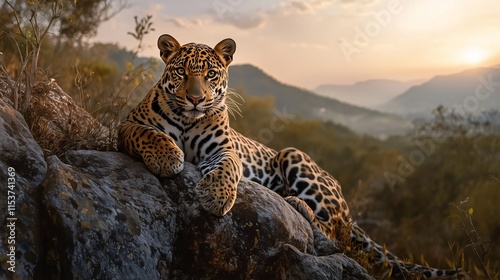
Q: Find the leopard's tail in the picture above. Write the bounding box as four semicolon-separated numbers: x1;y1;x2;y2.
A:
349;223;461;279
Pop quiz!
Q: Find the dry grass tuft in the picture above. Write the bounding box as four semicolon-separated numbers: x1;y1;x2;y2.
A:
24;79;116;157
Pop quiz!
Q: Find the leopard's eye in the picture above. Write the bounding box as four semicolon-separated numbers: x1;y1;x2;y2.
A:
175;67;185;76
207;69;217;78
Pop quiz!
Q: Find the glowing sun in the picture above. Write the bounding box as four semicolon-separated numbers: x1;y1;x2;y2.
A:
464;49;486;65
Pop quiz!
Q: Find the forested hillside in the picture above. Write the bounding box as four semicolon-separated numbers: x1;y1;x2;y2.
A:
230;96;500;277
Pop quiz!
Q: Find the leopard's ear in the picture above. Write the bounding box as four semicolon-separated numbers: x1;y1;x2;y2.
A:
214;38;236;67
158;34;181;63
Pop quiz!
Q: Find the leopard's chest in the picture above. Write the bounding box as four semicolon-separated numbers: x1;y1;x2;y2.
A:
180;120;230;165
182;130;208;164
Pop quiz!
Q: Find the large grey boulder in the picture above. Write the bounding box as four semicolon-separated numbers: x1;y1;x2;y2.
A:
41;150;372;279
0;99;47;279
41;151;176;279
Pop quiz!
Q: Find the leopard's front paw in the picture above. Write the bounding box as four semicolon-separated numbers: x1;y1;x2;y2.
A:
142;146;184;177
195;170;237;216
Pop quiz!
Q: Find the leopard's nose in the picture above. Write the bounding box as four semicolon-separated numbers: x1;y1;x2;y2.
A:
187;95;206;105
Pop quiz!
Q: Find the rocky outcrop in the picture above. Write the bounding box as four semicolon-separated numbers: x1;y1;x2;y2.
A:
0;99;47;279
40;151;343;279
0;88;373;280
27;80;111;156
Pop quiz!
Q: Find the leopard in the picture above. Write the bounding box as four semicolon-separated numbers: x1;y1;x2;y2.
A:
118;34;461;279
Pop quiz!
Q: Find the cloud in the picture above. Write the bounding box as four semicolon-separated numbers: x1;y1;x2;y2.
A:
162;0;378;31
289;1;315;13
165;17;205;28
340;0;379;6
210;0;335;29
146;3;165;15
275;0;335;15
334;0;382;17
290;42;328;50
165;12;264;30
216;13;266;29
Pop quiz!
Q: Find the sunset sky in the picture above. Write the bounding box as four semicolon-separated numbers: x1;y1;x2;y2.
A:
94;0;500;89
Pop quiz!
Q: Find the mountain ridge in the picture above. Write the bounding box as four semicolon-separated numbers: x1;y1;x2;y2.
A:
378;66;500;117
228;64;412;138
314;79;422;108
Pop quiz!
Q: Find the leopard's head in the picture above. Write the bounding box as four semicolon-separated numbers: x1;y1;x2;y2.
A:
157;34;236;121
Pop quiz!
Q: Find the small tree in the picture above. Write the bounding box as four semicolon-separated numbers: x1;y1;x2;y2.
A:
0;0;126;112
127;14;155;57
0;0;62;111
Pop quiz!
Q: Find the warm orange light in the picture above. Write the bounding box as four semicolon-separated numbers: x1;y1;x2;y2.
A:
464;49;486;65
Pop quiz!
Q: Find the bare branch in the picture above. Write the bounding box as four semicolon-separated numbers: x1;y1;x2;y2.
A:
450;202;493;279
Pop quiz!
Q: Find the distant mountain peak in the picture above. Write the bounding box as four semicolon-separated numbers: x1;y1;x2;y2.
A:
313;79;420;108
378;66;500;117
